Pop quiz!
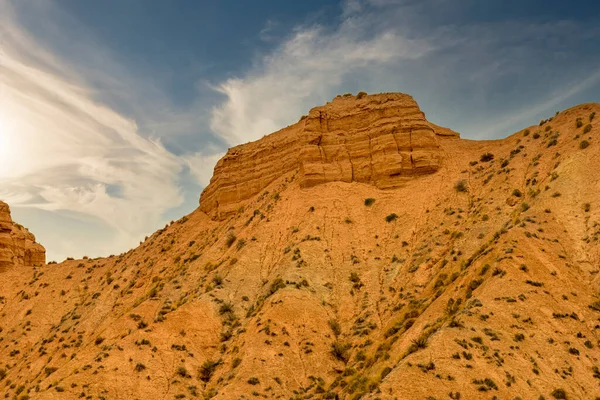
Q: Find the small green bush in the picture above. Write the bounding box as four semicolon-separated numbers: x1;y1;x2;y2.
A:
328;319;342;336
480;153;494;162
331;341;351;363
580;140;590;149
454;180;468;193
584;124;592;134
225;232;236;248
199;360;219;383
219;302;234;315
364;198;376;206
385;213;398;222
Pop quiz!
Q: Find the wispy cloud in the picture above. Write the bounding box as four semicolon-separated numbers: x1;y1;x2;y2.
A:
210;0;600;143
1;0;599;261
210;17;432;145
1;0;185;259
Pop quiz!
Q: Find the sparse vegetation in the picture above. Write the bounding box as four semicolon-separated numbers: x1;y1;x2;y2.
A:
454;180;468;193
226;232;237;247
364;198;376;206
480;153;494;162
331;341;351;363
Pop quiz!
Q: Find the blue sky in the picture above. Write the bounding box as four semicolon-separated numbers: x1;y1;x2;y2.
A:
1;0;599;261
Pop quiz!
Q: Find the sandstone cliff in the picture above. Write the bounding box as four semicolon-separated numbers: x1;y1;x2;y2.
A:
0;201;45;268
199;92;459;217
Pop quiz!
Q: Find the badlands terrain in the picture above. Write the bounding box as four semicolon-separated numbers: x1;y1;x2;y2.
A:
1;92;600;400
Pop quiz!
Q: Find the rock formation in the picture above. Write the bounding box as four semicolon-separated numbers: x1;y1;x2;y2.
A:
199;92;459;217
1;94;599;400
0;201;45;268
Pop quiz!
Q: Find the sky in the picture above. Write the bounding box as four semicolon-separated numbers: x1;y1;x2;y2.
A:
1;0;599;262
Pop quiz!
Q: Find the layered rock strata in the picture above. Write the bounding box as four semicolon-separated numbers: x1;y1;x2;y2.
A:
0;201;45;268
200;92;459;217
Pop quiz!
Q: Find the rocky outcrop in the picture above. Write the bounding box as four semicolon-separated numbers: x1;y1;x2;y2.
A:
200;92;459;217
0;201;45;268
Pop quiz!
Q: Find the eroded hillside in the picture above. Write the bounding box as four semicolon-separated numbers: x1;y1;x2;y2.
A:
1;93;599;400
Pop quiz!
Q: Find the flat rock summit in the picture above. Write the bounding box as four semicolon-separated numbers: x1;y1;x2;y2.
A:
200;93;459;218
1;93;600;400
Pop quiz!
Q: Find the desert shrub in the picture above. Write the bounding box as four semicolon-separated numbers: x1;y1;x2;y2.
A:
551;389;567;399
357;91;368;99
225;232;237;248
364;198;376;206
349;272;360;283
590;112;596;122
410;334;429;351
177;366;191;378
454;180;468;193
268;278;286;296
385;213;398;222
520;203;530;212
514;333;525;342
584;203;591;212
533;132;540;139
331;341;351;363
236;239;246;250
247;377;260;385
328;319;342;337
512;189;522;197
523;129;530;136
199;360;219;382
568;347;579;355
576;118;583;128
580;140;590;149
525;280;543;287
212;275;223;286
584;124;592;134
219;302;234;315
381;366;392;379
480;153;494;162
135;363;146;372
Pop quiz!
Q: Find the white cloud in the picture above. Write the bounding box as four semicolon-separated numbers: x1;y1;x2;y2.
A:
2;0;599;261
210;0;600;144
183;148;226;188
0;0;185;260
210;20;432;145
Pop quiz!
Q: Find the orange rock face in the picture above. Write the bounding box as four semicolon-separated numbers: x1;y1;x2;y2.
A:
0;201;46;268
200;92;459;217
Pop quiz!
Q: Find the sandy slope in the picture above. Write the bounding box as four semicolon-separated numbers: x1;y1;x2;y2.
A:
1;96;599;400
